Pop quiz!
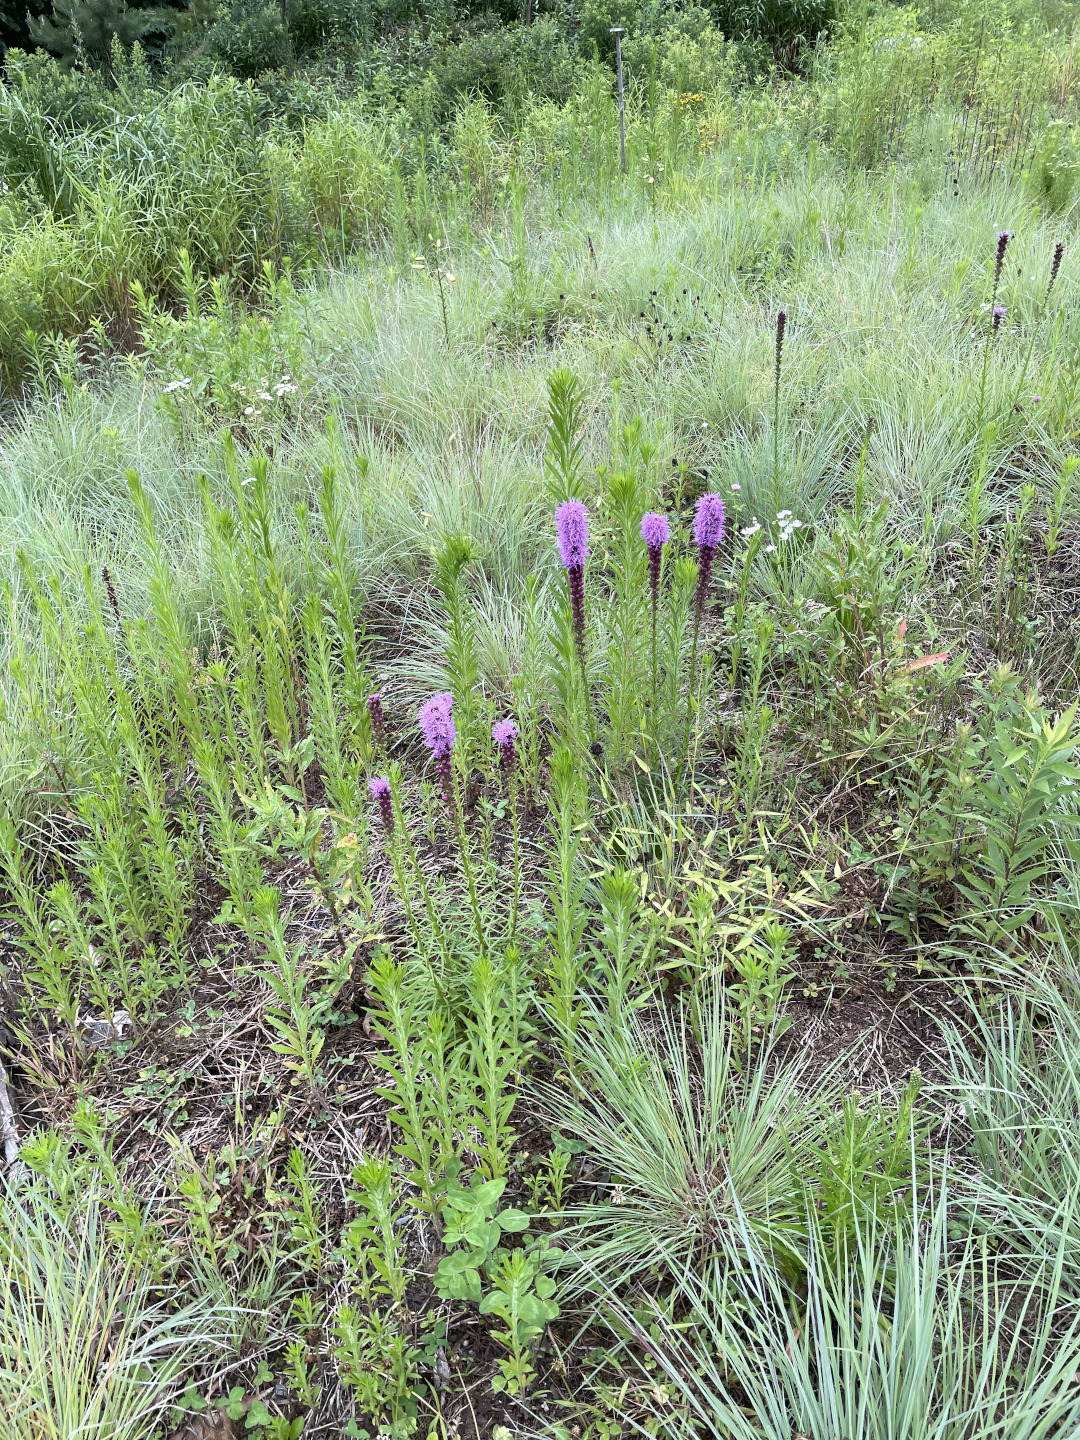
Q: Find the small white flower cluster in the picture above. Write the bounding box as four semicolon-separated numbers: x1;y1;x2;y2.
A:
162;376;191;394
777;509;803;542
738;508;804;554
231;374;299;419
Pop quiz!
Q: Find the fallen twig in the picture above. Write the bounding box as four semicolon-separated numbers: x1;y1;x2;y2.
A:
0;1057;19;1170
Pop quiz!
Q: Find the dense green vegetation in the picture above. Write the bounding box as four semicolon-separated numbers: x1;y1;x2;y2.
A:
3;0;1080;1437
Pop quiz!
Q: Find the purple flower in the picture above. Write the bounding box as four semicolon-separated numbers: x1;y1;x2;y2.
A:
641;511;670;601
640;512;670;549
994;231;1011;283
419;692;455;758
555;499;590;569
556;500;590;647
367;692;386;748
1052;241;1065;284
693;492;725;612
993;305;1006;330
419;692;456;810
369;775;393;833
492;717;519;777
694;492;726;550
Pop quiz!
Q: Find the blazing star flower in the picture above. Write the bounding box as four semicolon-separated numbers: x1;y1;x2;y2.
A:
367;692;386;748
640;512;670;602
995;230;1011;283
692;491;725;615
556;500;590;650
369;776;394;833
419;692;455;757
694;491;726;550
555;499;590;569
993;305;1006;330
640;511;670;549
1051;241;1065;285
419;692;456;809
492;717;519;777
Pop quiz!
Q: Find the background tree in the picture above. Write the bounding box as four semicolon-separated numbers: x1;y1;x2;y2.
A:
0;2;52;59
28;0;178;73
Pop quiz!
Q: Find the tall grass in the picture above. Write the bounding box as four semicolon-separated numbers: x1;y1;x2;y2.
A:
0;1183;230;1440
613;1171;1080;1440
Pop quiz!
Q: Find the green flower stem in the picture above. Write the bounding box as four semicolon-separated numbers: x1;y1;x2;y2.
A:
452;770;487;958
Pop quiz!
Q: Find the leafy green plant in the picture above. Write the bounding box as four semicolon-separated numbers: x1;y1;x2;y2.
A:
950;672;1079;942
367;950;463;1223
545;743;589;1050
802;1074;924;1269
251;886;328;1091
480;1244;560;1394
727;917;795;1051
433;1173;530;1303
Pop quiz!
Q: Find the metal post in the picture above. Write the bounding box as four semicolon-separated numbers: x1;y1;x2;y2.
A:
611;27;626;174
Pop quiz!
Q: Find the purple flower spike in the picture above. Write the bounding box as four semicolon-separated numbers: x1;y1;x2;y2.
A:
367;692;386;748
419;692;456;810
641;511;670;601
993;305;1006;330
1052;241;1065;284
694;492;726;549
556;499;590;569
640;511;670;549
693;492;726;610
492;717;519;776
419;692;455;757
994;230;1011;283
556;500;590;644
369;775;394;833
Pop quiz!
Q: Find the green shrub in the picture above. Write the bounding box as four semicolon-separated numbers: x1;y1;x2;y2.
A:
623;17;746;94
427;18;578;120
713;0;835;49
580;0;834;62
286;0;372;53
212;1;293;77
577;0;640;63
1;45;120;128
